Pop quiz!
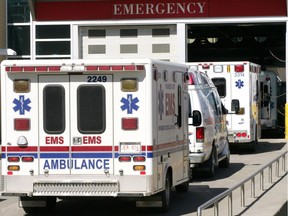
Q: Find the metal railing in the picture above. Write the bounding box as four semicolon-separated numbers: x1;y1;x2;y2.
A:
197;150;287;216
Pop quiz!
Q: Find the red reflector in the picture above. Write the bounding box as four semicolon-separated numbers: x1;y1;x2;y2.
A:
11;67;22;72
8;157;20;162
86;66;98;71
98;66;110;70
140;171;146;175
23;67;35;72
133;156;146;162
136;65;145;70
111;65;123;70
36;66;47;72
22;157;34;162
14;118;30;131
196;127;204;142
235;65;244;72
124;65;136;71
48;66;61;71
122;118;138;130
5;67;11;72
119;156;131;162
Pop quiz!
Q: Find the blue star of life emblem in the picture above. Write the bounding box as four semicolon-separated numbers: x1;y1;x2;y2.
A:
121;94;139;114
13;95;31;115
235;79;244;89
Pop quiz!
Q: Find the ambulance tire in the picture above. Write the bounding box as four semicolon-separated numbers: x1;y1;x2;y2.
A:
219;141;230;168
21;197;56;214
159;172;171;213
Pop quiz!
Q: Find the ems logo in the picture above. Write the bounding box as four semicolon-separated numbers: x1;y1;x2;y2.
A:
121;94;139;114
13;95;31;115
235;79;244;89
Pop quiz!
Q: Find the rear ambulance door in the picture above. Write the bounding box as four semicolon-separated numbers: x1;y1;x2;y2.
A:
39;74;113;175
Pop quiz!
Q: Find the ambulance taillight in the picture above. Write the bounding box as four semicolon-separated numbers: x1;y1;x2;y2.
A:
122;118;138;130
119;156;131;162
14;118;30;131
196;127;204;142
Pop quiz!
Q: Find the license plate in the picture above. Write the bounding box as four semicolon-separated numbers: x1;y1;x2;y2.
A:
120;142;141;154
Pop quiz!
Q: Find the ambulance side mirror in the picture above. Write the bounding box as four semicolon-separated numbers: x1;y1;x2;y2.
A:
189;110;201;126
231;99;240;113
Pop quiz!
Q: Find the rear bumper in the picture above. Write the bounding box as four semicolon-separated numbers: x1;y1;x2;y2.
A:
189;153;206;164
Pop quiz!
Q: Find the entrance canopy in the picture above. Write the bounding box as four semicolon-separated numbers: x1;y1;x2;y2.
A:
28;0;286;21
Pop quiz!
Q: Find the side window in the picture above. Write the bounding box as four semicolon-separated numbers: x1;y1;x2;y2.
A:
77;85;106;134
177;85;182;128
206;91;219;117
43;85;65;134
211;78;226;98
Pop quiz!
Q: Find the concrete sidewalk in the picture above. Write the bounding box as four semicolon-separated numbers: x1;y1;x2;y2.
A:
241;166;287;216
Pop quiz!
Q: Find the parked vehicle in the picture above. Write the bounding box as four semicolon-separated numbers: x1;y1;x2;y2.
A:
187;70;230;177
260;70;282;131
188;62;261;151
0;58;191;213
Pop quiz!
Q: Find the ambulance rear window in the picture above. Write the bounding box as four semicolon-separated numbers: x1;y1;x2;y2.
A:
211;78;226;98
43;85;65;134
77;85;105;134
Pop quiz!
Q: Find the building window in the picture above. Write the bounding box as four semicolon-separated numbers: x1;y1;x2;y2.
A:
35;25;71;57
152;28;170;37
8;0;30;23
88;29;106;38
8;26;30;55
88;45;106;54
36;41;70;55
120;44;138;53
152;44;170;53
36;25;70;39
120;29;138;37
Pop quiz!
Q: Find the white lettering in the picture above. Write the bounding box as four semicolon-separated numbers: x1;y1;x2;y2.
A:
197;2;206;13
113;2;207;16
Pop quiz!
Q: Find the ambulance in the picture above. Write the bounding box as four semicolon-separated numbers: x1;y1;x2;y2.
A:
0;58;192;213
260;70;281;131
188;61;261;151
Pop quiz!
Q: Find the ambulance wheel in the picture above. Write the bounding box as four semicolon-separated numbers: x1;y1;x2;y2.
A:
159;172;171;213
21;196;56;214
219;141;230;168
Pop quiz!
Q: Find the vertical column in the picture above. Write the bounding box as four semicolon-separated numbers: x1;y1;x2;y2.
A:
176;23;187;63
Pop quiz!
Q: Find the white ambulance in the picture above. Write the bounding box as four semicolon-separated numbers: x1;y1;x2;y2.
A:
260;70;281;131
188;61;261;151
187;70;230;177
0;58;191;213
